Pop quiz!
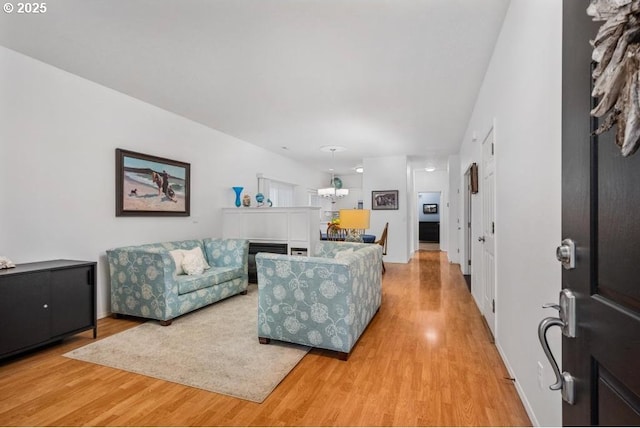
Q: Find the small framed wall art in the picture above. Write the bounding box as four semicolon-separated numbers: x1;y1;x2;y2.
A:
423;203;438;214
372;190;399;210
470;162;479;194
115;149;190;216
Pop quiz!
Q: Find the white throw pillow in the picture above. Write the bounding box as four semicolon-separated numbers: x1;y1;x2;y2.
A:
182;253;204;275
182;247;210;275
334;248;355;259
169;249;186;275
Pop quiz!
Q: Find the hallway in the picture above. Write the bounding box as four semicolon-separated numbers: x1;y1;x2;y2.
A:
0;251;531;426
361;250;531;426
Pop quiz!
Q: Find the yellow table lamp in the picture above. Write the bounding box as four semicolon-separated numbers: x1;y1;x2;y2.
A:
339;209;370;242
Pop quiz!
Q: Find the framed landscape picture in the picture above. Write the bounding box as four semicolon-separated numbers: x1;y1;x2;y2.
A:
115;149;190;216
372;190;399;210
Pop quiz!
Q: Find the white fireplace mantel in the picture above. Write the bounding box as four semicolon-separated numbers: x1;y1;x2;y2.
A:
221;207;321;255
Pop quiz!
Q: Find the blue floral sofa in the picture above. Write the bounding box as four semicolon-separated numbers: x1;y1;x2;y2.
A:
256;241;383;360
107;238;249;325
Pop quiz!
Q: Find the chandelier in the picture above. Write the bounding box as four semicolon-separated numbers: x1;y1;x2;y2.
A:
318;146;349;199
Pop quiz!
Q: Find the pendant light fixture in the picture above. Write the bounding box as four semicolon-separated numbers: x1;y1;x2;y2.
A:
318;146;349;199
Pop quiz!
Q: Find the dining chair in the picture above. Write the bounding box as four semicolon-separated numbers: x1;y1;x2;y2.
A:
375;222;388;273
327;224;347;241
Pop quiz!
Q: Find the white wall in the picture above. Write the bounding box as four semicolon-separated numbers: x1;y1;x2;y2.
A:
448;154;461;265
457;1;562;426
362;156;409;263
406;160;414;259
0;46;327;318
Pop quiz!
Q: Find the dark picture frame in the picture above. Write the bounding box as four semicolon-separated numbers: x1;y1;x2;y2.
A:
372;190;399;210
115;149;190;216
470;162;479;194
423;203;438;214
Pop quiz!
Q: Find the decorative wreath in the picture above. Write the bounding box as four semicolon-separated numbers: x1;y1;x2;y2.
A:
588;0;640;156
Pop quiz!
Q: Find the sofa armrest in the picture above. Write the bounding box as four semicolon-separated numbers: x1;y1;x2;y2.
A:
107;247;178;320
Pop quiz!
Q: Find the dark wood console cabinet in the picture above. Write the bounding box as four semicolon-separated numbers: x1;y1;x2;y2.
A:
419;222;440;243
0;260;97;359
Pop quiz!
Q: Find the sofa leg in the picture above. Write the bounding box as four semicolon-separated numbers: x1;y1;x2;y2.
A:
240;290;248;295
337;351;349;361
159;319;172;326
258;337;270;344
111;313;121;319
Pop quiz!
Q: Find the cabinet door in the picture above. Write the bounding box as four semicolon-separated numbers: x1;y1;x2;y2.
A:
50;266;94;337
0;272;51;355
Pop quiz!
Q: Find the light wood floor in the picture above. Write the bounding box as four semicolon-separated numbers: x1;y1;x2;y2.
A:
419;242;440;251
0;251;531;427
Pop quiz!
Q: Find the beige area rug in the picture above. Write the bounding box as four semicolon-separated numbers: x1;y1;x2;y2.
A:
64;285;309;403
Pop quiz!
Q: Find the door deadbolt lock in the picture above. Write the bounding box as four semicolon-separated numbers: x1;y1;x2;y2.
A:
556;238;575;270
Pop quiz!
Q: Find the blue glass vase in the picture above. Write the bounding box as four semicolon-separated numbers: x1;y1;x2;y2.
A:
232;187;243;207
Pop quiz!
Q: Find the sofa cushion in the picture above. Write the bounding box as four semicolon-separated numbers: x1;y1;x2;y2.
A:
169;247;210;275
169;249;186;275
203;238;246;268
182;247;210;275
176;266;244;295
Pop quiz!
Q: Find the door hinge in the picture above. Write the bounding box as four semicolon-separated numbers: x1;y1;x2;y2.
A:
492;221;495;234
491;143;494;155
492;299;495;313
468;259;471;266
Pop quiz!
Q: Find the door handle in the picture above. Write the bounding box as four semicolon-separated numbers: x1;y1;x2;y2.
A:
478;236;485;242
537;315;575;404
538;316;565;390
537;289;577;404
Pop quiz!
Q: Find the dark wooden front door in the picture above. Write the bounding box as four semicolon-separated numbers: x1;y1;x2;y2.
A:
562;1;640;425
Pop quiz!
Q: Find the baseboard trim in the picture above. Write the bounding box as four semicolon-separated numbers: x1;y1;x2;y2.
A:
480;315;495;344
495;341;540;427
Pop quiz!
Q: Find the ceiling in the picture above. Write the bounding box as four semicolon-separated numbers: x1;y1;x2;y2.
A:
0;0;510;175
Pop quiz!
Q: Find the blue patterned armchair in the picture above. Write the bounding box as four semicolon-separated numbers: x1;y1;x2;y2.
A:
107;238;248;325
256;241;383;360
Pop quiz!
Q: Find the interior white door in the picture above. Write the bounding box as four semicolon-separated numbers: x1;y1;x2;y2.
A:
481;128;496;336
